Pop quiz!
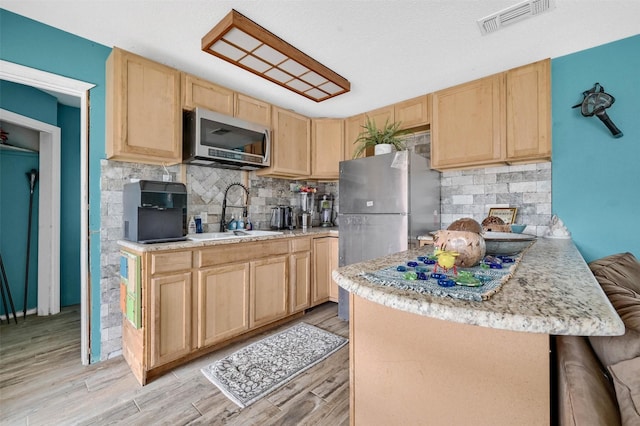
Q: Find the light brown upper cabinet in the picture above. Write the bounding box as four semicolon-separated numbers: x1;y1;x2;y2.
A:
181;73;234;115
311;118;344;180
366;105;395;128
431;73;505;170
505;60;551;163
431;59;551;171
395;94;431;130
235;93;271;127
257;107;311;178
106;47;182;165
183;74;271;127
344;114;365;160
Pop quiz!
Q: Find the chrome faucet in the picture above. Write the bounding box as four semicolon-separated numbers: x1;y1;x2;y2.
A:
220;183;250;232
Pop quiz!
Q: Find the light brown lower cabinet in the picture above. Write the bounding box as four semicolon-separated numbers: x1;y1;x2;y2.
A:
149;272;192;368
289;238;312;313
250;256;288;328
329;238;339;302
313;236;339;305
121;235;336;385
197;263;250;348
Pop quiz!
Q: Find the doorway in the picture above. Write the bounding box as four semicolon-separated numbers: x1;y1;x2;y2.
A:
0;60;94;365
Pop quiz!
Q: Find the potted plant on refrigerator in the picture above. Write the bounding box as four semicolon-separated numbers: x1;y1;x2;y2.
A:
352;116;408;158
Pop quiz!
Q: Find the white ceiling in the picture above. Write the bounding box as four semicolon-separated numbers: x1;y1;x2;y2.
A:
2;1;639;118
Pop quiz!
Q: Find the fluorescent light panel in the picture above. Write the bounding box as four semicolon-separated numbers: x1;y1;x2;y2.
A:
202;9;350;102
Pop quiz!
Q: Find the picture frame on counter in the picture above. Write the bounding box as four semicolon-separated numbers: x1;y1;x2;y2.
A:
488;207;517;225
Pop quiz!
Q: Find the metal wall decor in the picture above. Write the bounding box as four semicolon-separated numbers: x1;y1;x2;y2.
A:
572;82;623;138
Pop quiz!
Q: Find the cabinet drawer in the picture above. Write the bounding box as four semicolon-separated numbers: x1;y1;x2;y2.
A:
198;240;289;268
151;251;192;275
290;237;311;253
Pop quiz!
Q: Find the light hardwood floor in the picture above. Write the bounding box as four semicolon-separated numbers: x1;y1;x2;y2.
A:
0;303;349;425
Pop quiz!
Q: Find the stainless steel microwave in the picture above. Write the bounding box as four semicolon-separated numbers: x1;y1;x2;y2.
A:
183;108;270;170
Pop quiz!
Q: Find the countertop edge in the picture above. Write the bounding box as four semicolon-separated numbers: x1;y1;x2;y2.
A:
333;239;625;337
118;227;338;252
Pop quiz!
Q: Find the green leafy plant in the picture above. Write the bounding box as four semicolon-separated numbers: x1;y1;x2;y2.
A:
352;116;408;159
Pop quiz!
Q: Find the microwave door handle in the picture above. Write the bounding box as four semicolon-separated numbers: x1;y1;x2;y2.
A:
264;131;271;163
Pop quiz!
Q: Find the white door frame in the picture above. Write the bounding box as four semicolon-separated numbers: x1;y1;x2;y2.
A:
1;60;94;365
1;108;61;316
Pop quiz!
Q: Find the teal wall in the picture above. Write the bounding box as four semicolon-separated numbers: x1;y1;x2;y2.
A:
0;80;58;125
0;82;55;317
0;81;82;314
59;105;81;307
0;149;40;317
551;34;640;262
1;8;111;361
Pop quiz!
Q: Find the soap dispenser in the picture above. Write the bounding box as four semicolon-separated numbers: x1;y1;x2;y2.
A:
228;215;237;231
188;216;197;234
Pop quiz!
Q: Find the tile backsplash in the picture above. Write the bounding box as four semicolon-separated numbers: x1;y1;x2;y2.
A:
440;162;552;236
99;151;550;360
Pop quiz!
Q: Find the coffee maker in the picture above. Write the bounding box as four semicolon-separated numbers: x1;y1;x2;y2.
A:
319;194;334;227
123;180;187;243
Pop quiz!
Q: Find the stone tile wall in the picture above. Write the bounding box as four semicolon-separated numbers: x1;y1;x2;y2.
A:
99;160;183;359
99;159;337;360
440;162;552;237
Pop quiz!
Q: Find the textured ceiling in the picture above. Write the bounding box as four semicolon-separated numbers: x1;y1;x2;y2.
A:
2;1;639;118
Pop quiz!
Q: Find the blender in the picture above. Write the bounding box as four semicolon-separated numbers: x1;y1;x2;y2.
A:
319;194;334;227
298;192;315;229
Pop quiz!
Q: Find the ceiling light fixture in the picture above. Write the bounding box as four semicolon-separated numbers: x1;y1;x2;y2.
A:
202;9;350;102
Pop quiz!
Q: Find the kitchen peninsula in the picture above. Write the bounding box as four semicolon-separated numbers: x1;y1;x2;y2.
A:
333;237;624;425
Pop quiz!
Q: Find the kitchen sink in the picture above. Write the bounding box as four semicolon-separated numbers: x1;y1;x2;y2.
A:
187;230;283;241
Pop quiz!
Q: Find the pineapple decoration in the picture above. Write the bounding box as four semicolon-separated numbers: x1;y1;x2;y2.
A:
431;218;487;268
433;248;460;275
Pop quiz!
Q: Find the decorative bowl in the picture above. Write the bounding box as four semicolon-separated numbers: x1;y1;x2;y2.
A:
510;224;526;233
483;232;535;255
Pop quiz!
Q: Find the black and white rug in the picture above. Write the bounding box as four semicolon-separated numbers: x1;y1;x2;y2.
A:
201;322;348;408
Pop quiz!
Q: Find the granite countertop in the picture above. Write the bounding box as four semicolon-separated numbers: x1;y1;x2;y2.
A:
118;227;338;252
333;237;624;336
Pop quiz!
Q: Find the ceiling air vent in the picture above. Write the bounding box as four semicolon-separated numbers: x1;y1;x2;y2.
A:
477;0;555;35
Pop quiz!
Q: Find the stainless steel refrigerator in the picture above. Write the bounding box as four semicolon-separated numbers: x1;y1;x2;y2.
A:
337;151;441;320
